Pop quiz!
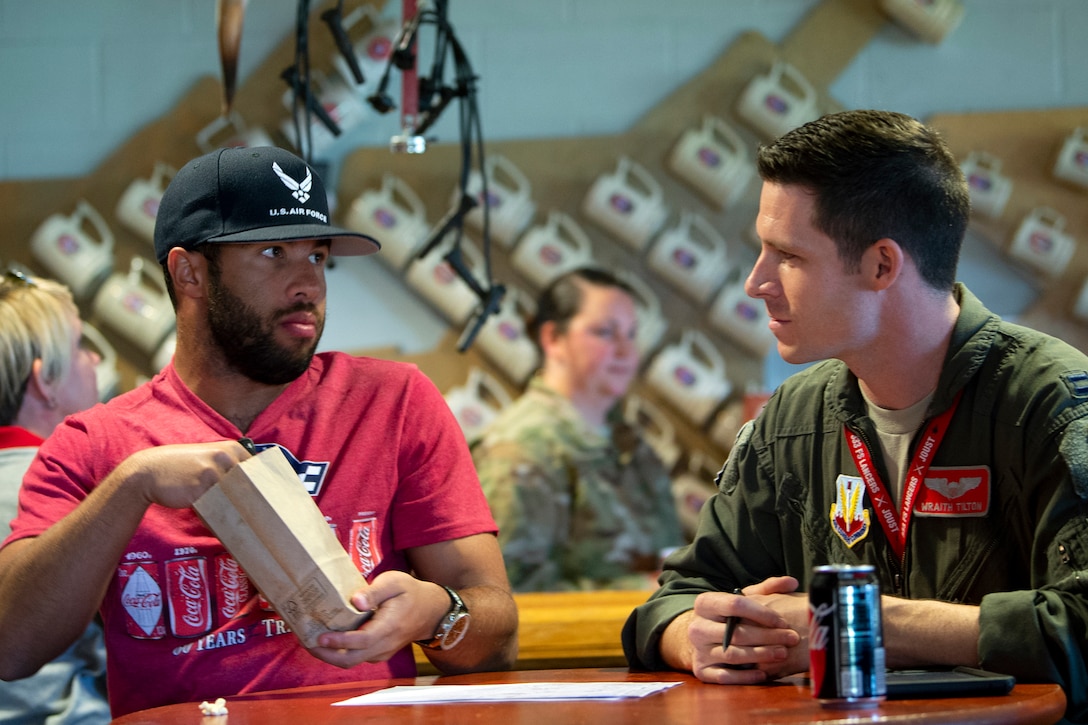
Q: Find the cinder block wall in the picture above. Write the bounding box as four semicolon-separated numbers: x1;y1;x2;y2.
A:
2;0;1085;181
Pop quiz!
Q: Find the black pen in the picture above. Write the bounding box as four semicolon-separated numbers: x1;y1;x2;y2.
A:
722;587;755;670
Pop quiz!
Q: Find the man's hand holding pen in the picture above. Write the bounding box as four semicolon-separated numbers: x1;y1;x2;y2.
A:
721;587;756;670
684;576;807;684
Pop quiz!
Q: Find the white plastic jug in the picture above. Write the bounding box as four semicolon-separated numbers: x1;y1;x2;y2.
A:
1009;207;1075;277
30;200;115;301
116;162;176;244
879;0;965;44
195;110;275;153
455;154;537;248
1053;127;1088;190
670;450;721;539
667;115;755;210
617;271;668;358
707;277;774;358
473;285;540;386
647;211;729;305
510;211;595;290
444;367;513;443
960;152;1012;220
736;61;819;141
331;4;398;96
80;322;120;402
92;256;177;355
709;399;745;453
582;156;669;251
345;175;430;269
405;236;485;325
645;329;732;426
280;72;369;158
623;393;681;471
709;390;773;451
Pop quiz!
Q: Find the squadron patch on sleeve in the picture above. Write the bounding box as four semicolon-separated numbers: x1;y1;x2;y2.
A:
1059;417;1088;499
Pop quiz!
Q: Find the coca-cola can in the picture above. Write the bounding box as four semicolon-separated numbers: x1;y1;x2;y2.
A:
118;561;166;639
809;564;886;707
214;553;253;623
165;556;213;638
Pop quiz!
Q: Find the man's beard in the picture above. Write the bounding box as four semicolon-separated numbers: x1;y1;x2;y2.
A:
206;273;323;385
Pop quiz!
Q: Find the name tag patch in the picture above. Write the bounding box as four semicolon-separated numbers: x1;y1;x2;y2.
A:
913;466;991;517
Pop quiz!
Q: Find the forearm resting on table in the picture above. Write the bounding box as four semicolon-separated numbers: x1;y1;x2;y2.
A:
881;596;980;669
660;610;697;672
657;597;979;675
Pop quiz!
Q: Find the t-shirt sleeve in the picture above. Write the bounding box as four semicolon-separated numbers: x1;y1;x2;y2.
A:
2;419;98;549
389;367;497;551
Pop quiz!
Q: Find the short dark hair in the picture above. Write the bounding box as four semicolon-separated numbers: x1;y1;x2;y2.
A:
528;267;635;350
756;109;969;291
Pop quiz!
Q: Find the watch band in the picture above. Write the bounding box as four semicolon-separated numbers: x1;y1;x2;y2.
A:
415;585;471;651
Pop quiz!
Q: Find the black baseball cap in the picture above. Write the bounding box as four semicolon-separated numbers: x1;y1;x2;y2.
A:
153;146;380;263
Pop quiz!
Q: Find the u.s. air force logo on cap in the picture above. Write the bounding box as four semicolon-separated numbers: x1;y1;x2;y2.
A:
253;442;329;495
272;161;312;204
830;474;870;548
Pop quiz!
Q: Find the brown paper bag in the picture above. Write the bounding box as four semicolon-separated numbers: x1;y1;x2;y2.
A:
193;447;371;648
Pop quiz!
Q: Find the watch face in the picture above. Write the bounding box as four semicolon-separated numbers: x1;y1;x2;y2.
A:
442;612;470;650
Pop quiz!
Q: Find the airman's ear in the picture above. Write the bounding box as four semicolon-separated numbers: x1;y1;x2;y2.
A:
864;237;904;292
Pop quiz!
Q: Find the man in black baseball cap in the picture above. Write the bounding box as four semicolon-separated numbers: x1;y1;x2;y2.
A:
0;146;517;717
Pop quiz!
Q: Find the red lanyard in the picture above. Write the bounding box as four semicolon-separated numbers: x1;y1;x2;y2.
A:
844;391;962;561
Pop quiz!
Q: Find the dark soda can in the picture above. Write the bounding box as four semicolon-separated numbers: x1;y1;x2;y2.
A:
809;564;886;707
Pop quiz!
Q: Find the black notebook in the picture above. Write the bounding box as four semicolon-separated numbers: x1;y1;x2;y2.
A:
885;667;1015;699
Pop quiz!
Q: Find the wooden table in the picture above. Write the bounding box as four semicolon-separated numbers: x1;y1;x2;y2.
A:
111;667;1066;725
414;590;651;674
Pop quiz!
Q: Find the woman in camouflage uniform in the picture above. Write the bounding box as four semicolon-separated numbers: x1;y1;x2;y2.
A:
472;268;683;592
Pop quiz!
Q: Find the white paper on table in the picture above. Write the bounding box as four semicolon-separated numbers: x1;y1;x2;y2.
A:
332;681;683;706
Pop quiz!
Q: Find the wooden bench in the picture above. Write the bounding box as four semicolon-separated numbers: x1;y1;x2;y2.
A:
414;590;650;674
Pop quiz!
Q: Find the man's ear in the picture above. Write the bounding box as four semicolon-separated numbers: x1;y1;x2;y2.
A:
864;238;904;292
167;248;207;301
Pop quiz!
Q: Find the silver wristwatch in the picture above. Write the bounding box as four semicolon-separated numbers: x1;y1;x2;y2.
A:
415;585;471;651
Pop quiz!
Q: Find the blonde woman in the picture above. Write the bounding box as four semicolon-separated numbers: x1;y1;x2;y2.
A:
0;269;107;723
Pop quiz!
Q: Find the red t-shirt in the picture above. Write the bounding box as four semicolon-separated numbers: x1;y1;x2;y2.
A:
5;353;496;717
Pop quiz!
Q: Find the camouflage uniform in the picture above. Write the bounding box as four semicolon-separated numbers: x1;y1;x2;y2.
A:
472;377;684;592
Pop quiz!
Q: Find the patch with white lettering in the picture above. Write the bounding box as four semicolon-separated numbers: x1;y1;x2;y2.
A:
830;474;870;548
913;466;991;517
